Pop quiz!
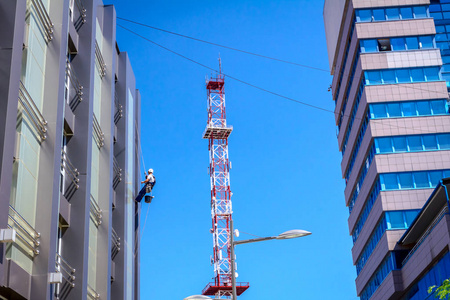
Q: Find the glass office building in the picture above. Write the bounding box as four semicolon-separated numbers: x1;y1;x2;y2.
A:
324;0;450;299
0;0;141;299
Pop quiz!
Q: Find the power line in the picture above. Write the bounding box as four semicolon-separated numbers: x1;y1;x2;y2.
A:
117;17;330;73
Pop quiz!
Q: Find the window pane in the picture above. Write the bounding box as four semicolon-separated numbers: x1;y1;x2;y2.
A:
400;7;413;19
431;100;446;114
414;172;430;188
443;56;450;64
399;173;414;189
404;210;419;226
411;68;425;82
431;12;444;20
377;137;392;153
382;70;396;84
408;136;423;151
424;67;440;81
438;134;450;149
366;71;382;85
401;102;416;116
371;104;387;118
357;9;372;22
361;39;378;53
423;135;438;150
413;6;428;18
429;4;442;13
436;33;448;42
373;9;386;21
382;174;399;190
387;102;402;117
386;8;400;20
436;25;446;33
393;136;407;152
443;12;450;19
387;211;405;229
378;39;391;51
391;37;406;51
417;101;432;115
406;37;419;50
437;41;450;50
397;69;411;83
443;4;450;11
444;170;450;178
419;36;434;49
430;171;444;187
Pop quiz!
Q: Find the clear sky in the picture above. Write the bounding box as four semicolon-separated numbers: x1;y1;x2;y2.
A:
103;1;359;299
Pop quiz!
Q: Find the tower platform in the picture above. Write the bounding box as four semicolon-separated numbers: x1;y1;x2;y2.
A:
202;125;233;139
201;282;250;296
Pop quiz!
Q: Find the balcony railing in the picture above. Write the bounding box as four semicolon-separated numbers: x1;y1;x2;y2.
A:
87;285;100;300
56;252;76;288
114;92;123;124
30;0;54;42
8;205;40;257
18;81;47;142
113;157;122;190
90;195;102;227
111;227;120;259
61;148;79;199
94;41;106;78
93;114;104;148
66;60;83;112
73;0;86;30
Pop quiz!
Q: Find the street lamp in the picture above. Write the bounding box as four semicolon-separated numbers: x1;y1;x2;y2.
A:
230;219;311;300
184;295;214;300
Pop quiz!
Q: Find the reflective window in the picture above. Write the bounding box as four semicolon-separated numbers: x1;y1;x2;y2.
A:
356;6;429;23
370;100;448;119
366;67;440;85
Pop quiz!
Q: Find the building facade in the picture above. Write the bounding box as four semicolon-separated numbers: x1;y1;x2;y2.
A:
324;0;450;299
0;0;141;299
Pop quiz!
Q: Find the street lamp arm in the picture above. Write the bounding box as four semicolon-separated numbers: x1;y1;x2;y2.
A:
233;236;277;245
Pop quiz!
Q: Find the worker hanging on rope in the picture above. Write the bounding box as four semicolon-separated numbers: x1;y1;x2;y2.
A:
135;168;156;203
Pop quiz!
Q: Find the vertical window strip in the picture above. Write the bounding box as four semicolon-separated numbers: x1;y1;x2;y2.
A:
338;52;361;132
351;180;381;242
342;80;366;156
360;253;397;300
335;21;356;103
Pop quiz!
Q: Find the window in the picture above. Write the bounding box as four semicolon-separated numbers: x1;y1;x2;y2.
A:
365;67;441;85
370;100;448;119
386;8;400;20
356;5;429;23
400;7;413;19
380;170;450;191
360;36;436;53
413;6;428;18
391;37;406;51
419;36;434;49
378;39;391;51
361;39;378;53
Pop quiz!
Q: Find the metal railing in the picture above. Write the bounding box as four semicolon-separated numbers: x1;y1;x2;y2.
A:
113;157;122;189
66;60;83;111
56;252;76;288
30;0;54;42
61;148;80;192
18;81;47;141
95;41;106;78
90;195;102;227
87;285;100;300
93;114;105;148
111;227;120;259
8;205;40;257
402;206;449;266
114;92;123;124
74;0;86;25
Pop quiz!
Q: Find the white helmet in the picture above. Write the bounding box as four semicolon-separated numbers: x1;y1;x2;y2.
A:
148;168;153;173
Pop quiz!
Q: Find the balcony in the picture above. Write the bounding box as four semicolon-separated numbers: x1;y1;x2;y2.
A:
8;205;40;257
66;60;83;112
113;157;122;189
61;148;79;200
94;41;106;79
90;195;102;227
111;227;120;260
56;252;76;289
114;92;123;124
71;0;86;31
87;285;100;300
93;114;104;148
18;81;47;142
30;0;54;42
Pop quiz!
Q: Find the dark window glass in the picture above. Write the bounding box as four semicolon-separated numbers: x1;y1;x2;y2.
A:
386;8;400;20
358;9;372;22
443;12;450;19
391;37;406;51
414;172;430;188
387;211;405;229
399;173;414;189
406;37;419;50
423;135;438;150
387;103;401;117
400;7;413;19
397;69;411;83
378;39;391;51
377;137;392;153
382;70;396;84
408;136;423;151
401;102;416;116
419;36;434;49
373;9;386;21
431;100;446;114
383;174;399;190
443;4;450;11
413;6;428;18
438;134;450;149
411;68;425;82
424;67;440;81
393;136;407;152
417;101;432;115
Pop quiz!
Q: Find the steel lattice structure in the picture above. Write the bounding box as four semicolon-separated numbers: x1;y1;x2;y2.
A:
202;68;249;298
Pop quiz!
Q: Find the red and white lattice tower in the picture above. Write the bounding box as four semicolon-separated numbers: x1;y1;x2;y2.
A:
201;63;249;298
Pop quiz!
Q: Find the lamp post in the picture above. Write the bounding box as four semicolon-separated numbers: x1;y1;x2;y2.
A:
230;219;311;300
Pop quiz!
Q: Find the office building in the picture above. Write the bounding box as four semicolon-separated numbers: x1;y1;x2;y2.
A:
324;0;450;299
0;0;141;299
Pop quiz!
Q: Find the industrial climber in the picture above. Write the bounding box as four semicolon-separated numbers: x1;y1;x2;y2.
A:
135;168;156;203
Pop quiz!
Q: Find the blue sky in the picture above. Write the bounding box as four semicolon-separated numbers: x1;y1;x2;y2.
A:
104;1;359;299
